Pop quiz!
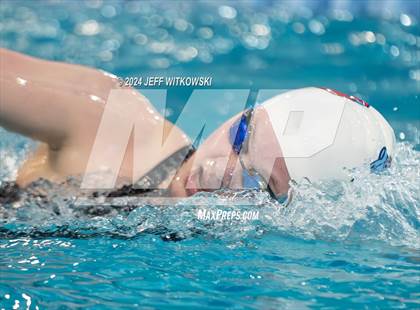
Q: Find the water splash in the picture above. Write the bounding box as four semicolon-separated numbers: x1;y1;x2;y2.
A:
272;142;420;248
1;142;418;248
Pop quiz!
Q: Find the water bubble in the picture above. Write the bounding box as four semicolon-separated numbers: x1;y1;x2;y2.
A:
348;33;361;46
197;27;213;40
134;33;148;45
308;20;325;35
175;46;198;62
364;31;376;43
390;45;400;57
331;9;353;22
244;34;259;48
149;41;167;53
174;19;188;32
256;37;270;50
198;50;213;63
229;24;242;37
212;37;233;54
376;33;386;45
218;5;237;19
405;34;416;46
292;22;305;34
399;132;405;140
322;43;344;55
75;20;100;36
153;28;169;41
101;5;116;18
409;69;420;81
393;107;398;111
102;39;120;51
149;15;164;27
401;50;412;62
400;14;412;27
251;24;270;36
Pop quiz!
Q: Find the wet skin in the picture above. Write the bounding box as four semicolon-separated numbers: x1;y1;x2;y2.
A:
0;48;290;197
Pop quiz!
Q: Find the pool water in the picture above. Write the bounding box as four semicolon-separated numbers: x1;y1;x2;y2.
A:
1;1;419;309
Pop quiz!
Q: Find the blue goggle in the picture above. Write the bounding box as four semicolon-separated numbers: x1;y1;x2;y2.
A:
228;109;289;203
228;109;260;186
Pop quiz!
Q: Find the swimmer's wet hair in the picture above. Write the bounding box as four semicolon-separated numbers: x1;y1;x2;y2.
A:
0;181;20;204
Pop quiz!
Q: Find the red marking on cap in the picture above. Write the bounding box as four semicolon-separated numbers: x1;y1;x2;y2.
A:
319;87;370;108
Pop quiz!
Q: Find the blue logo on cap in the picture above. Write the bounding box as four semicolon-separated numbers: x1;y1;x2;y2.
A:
370;147;392;173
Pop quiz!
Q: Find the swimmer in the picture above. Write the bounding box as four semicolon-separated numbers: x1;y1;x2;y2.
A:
0;48;396;201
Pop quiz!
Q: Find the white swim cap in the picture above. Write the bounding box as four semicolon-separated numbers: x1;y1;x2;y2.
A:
261;87;396;181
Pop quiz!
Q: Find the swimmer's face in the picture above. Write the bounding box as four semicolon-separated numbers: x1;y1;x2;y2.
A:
170;106;290;197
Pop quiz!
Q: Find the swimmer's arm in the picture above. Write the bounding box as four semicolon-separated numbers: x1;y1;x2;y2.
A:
0;48;119;148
